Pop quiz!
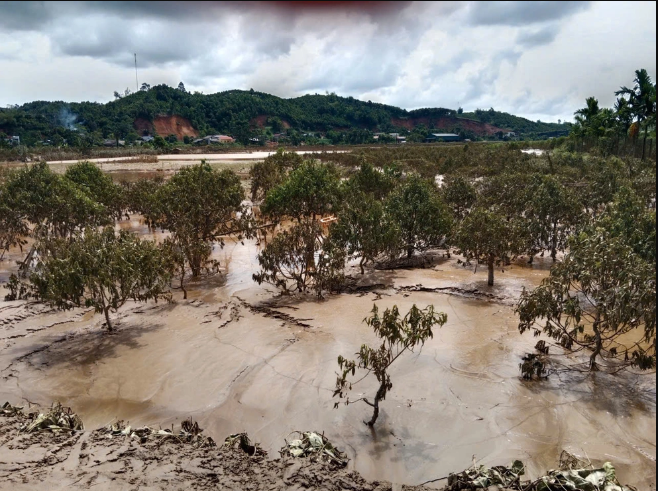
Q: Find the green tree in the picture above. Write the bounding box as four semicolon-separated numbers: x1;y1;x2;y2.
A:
441;176;477;221
123;176;165;228
156;162;250;277
334;304;447;426
249;149;303;202
330;191;397;274
615;69;657;160
261;161;342;221
525;175;583;262
455;207;515;286
385;174;453;259
0;182;28;260
252;220;345;296
517;227;656;371
347;161;398;201
29;227;172;331
64;161;125;220
3;162;110;241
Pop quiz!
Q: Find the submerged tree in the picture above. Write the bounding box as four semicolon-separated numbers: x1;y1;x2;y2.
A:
334;304;447;426
517;227;656;372
64;161;125;220
261;160;342;221
3;162;110;240
0;182;28;260
385;174;453;259
331;190;398;274
249;149;303;202
253;221;345;296
525;175;583;262
455;207;516;286
156;162;251;277
29;227;171;331
441;176;477;221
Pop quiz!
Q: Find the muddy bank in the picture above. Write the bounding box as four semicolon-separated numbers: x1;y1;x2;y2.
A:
0;407;424;491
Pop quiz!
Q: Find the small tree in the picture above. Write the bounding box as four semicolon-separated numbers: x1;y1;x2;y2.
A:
64;161;125;220
255;161;345;294
385;174;453;259
441;176;477;221
249;149;303;202
334;304;447;426
330;190;397;274
253;221;345;296
261;161;342;221
4;162;110;239
455;207;515;286
517;227;656;371
29;228;172;331
156;163;251;277
525;175;583;262
0;185;28;260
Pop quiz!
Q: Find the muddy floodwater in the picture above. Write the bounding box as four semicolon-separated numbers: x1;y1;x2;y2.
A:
0;174;655;489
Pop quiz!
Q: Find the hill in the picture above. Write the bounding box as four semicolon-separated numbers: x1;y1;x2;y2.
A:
0;85;570;146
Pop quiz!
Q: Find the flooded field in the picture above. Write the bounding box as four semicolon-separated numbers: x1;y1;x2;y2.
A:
0;191;655;489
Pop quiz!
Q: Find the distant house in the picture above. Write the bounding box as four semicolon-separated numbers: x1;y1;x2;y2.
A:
425;133;461;142
504;131;517;139
103;139;125;147
141;135;155;143
6;135;20;145
193;134;236;145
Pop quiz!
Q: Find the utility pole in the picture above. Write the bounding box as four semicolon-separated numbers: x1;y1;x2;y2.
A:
134;53;139;92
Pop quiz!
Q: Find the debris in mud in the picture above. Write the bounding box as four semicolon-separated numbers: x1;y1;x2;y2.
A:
437;457;636;491
520;352;549;380
101;418;216;447
280;431;349;468
21;402;83;434
396;284;507;303
441;460;526;490
224;432;262;456
0;401;23;416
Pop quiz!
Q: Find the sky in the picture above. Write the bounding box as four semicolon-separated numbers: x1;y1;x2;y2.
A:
0;1;655;123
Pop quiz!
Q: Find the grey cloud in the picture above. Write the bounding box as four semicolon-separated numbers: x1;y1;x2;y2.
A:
517;25;560;47
469;1;590;26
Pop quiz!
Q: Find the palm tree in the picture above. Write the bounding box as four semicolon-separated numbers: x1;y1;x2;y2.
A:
616;69;657;160
573;97;601;138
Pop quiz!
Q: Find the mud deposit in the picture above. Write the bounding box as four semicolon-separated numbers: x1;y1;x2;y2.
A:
0;230;655;489
0;409;424;491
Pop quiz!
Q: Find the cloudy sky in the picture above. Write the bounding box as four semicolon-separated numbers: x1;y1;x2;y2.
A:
0;1;655;122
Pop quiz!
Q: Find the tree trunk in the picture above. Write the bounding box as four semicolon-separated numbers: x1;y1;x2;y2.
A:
180;269;187;300
104;306;113;332
590;314;602;371
359;257;365;275
642;130;648;161
487;253;495;286
366;380;387;427
407;245;413;259
550;220;558;262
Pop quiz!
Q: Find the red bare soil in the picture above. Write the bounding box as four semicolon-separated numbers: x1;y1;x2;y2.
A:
391;116;507;136
134;115;199;141
250;115;291;129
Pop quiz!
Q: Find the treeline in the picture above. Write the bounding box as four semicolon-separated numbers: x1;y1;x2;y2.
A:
570;68;656;159
0;84;569;147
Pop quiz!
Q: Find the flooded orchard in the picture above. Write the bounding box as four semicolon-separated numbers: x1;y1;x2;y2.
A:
0;166;654;489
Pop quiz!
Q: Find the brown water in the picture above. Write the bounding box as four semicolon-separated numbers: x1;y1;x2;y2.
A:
0;174;655;489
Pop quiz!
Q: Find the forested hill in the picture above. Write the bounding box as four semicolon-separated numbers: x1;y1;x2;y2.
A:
0;84;570;145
